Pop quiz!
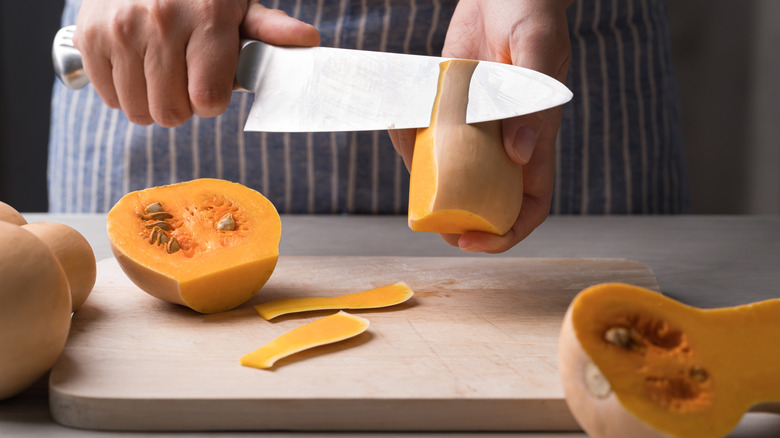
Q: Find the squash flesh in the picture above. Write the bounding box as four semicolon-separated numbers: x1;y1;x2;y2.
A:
241;311;370;369
254;282;414;320
408;59;523;236
565;283;780;438
107;179;281;314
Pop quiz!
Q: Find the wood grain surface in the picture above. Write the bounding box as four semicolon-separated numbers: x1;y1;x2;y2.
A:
49;256;659;432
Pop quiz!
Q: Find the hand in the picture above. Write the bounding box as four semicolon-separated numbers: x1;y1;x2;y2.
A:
74;0;320;127
389;0;572;253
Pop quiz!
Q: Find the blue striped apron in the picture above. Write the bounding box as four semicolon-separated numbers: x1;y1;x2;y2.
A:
48;0;690;215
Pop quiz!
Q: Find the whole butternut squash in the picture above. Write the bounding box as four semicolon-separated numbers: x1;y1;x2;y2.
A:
0;201;27;225
0;222;71;400
559;282;780;438
23;222;96;312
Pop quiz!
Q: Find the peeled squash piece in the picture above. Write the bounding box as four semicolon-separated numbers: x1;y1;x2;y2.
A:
107;178;281;314
558;282;780;438
254;282;414;320
241;311;370;369
408;59;523;236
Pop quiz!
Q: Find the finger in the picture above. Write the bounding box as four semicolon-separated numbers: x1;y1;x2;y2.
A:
438;232;460;247
241;2;321;47
144;34;192;127
186;25;238;118
502;112;544;165
73;21;123;109
112;45;153;125
82;55;121;109
387;128;416;170
456;193;549;254
507;6;571;82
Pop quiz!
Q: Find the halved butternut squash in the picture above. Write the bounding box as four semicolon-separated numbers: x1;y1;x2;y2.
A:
408;59;523;236
559;282;780;438
107;178;281;314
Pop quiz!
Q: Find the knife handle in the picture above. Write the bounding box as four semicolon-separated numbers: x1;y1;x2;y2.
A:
52;25;252;92
52;25;89;90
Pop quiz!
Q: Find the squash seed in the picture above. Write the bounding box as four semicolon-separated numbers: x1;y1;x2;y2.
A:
217;213;236;231
146;221;171;231
157;231;169;245
167;237;181;254
149;227;161;244
604;327;631;347
145;211;173;221
145;202;164;214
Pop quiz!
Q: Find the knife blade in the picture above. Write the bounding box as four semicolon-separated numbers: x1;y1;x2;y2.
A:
53;25;573;133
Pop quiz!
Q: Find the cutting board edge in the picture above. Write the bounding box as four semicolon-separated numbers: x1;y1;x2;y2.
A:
50;388;582;432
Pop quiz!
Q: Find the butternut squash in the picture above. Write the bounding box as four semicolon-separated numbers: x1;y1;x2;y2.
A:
107;178;281;314
23;222;96;312
558;282;780;438
408;59;523;236
254;282;414;320
0;201;27;225
0;222;71;400
241;311;370;369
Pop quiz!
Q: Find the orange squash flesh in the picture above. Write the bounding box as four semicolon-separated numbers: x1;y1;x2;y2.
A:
107;178;281;314
408;59;523;235
559;282;780;438
241;311;370;369
254;282;414;320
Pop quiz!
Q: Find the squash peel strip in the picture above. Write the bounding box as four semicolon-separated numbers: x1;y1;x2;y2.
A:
254;282;414;320
240;311;370;369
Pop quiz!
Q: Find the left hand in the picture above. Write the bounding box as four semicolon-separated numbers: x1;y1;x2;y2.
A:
389;0;572;253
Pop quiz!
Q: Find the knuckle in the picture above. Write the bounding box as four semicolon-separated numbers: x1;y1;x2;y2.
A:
110;4;148;46
147;0;179;27
73;23;100;53
195;0;244;24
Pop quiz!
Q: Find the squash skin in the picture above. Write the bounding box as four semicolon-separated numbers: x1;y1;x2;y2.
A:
0;222;71;400
559;282;780;438
559;301;675;438
0;201;27;225
107;178;281;314
408;60;523;236
22;222;96;312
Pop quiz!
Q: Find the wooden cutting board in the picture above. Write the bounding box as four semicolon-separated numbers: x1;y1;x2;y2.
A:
49;256;658;431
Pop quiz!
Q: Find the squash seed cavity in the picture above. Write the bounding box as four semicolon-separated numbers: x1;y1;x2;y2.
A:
602;315;713;413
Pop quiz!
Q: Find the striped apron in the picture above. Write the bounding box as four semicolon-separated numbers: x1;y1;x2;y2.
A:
48;0;690;215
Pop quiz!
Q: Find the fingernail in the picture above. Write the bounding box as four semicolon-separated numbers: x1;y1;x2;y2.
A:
512;126;538;164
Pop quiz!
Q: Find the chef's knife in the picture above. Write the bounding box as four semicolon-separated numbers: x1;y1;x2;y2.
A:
53;25;572;132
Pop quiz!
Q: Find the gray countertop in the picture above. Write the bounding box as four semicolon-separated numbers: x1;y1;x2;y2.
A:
3;214;780;437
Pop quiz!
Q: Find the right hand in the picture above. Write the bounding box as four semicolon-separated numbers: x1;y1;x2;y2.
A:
74;0;320;127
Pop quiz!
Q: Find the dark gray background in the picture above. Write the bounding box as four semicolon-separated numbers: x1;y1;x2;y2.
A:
2;1;778;213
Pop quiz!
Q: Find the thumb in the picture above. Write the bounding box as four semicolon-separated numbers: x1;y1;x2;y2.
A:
502;113;543;165
240;2;320;47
